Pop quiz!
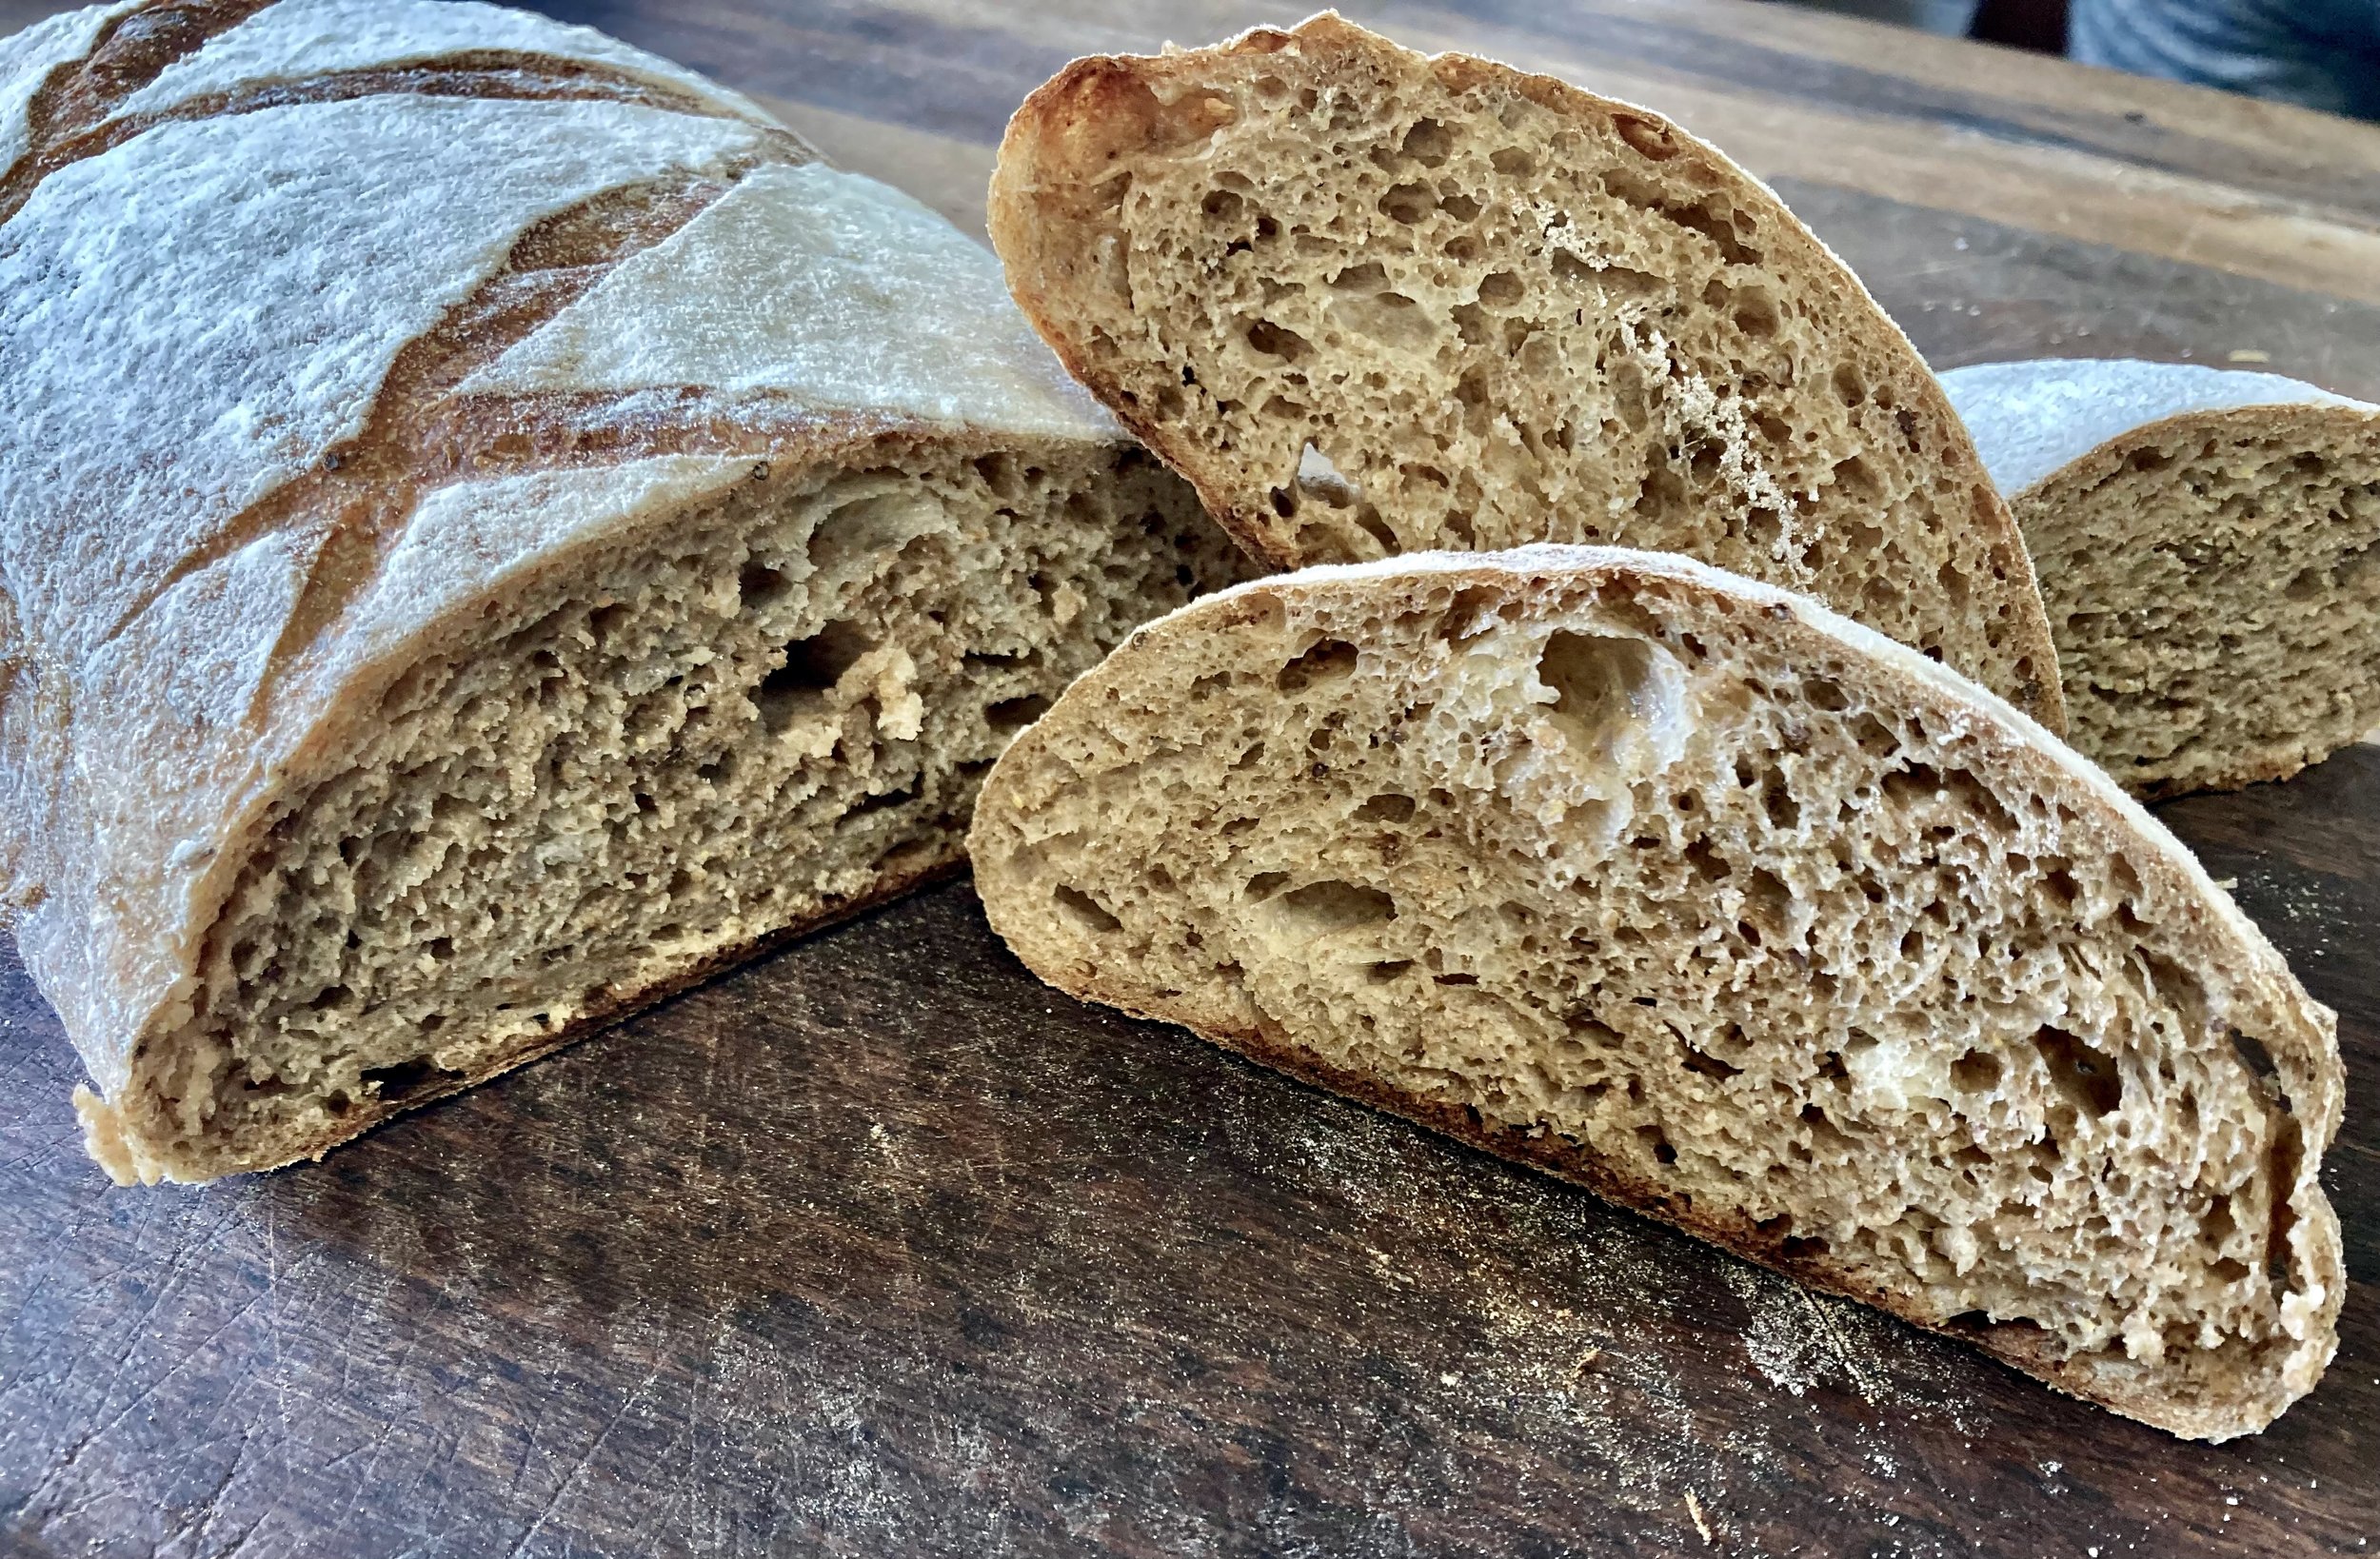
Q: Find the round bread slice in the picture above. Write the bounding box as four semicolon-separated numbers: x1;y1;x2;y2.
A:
987;12;2065;731
1942;358;2380;799
968;545;2342;1441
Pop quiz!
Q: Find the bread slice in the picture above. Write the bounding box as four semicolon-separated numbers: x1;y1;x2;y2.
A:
969;545;2342;1440
987;13;2066;731
1942;359;2380;799
0;2;1237;1183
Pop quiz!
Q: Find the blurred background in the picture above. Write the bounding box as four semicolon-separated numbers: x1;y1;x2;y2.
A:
0;0;2374;120
1788;0;2379;120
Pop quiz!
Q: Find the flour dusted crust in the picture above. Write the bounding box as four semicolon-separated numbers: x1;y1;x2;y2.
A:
989;12;2067;731
1;2;1229;1182
1944;360;2380;797
466;160;1117;439
970;544;2342;1439
1;97;773;655
107;0;780;126
0;0;137;174
1944;359;2370;497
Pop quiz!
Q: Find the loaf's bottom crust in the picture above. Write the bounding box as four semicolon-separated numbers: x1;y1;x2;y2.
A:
1155;1000;2311;1444
78;853;966;1185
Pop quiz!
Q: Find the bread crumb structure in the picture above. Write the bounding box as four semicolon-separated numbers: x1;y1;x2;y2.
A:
990;13;2064;729
0;0;1237;1182
970;546;2341;1440
1945;360;2380;799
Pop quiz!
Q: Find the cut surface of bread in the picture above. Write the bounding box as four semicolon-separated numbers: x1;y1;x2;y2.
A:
970;546;2342;1440
988;13;2065;730
99;440;1225;1183
0;2;1235;1183
1943;359;2380;799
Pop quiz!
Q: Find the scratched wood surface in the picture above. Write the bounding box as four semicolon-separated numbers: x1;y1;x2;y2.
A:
1;2;2376;1555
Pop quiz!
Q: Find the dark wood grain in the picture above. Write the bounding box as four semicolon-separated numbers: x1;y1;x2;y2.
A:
2;2;2376;1555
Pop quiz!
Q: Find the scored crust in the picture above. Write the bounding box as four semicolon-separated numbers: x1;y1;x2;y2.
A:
970;545;2342;1440
5;2;1234;1182
989;12;2067;733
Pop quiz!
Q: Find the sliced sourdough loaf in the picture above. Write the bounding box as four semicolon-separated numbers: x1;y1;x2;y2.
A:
0;1;1236;1184
969;545;2342;1440
988;13;2066;730
1942;359;2380;799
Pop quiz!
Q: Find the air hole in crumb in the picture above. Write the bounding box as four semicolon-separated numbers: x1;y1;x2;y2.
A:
1378;181;1434;223
1478;270;1524;307
986;694;1051;731
2033;1026;2122;1118
1368;959;1414;983
849;780;919;817
1537;631;1667;760
1331;289;1435;350
1433;972;1478;986
1246;871;1290;899
1401;116;1452;164
1245;318;1310;361
1277;637;1359;692
1951;1050;2002;1093
1275;878;1396;930
758;623;870;732
2231;1030;2279;1084
1053;885;1122;935
2203;1193;2236;1246
1638;1125;1676;1165
1356;793;1417;823
1682;1042;1740;1081
739;562;791;610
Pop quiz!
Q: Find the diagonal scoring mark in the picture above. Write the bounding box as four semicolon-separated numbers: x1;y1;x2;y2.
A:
90;160;826;687
0;49;790;228
8;7;834;715
7;0;278;205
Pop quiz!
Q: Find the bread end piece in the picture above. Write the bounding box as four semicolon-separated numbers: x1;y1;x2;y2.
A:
1944;359;2380;799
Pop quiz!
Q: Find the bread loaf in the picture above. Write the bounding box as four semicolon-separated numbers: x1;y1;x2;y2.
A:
969;545;2342;1439
1942;358;2380;798
987;13;2066;730
0;0;1236;1183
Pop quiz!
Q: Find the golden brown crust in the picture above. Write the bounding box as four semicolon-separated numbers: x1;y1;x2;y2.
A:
989;13;2067;734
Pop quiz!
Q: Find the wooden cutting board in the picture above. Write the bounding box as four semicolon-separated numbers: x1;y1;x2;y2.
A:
1;2;2374;1554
